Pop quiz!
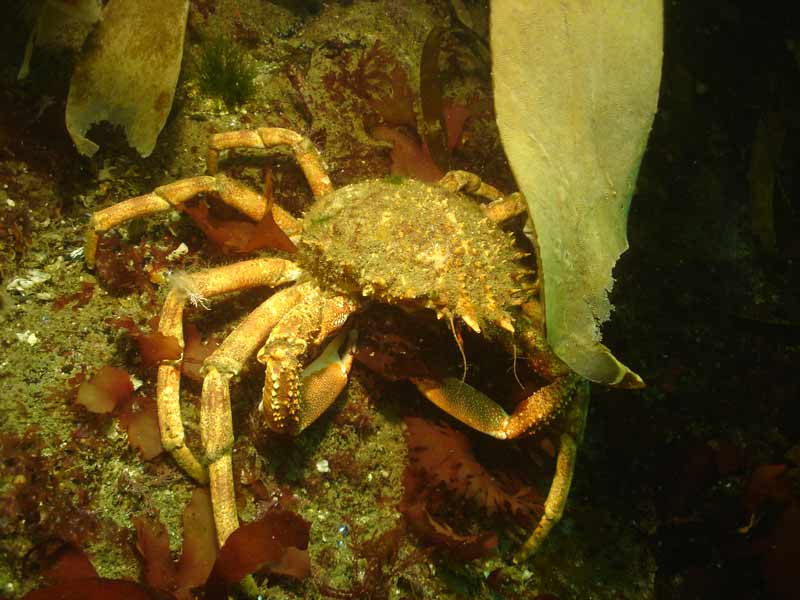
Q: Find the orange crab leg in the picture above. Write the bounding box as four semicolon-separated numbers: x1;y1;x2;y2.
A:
195;283;307;545
207;127;334;199
438;170;504;201
295;329;359;432
438;169;528;224
411;373;582;440
85;174;299;268
412;373;589;561
256;289;359;435
515;390;588;562
201;327;357;546
156;257;301;484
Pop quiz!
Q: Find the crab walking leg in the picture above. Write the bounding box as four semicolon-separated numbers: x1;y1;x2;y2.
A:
202;328;357;547
207;127;334;199
438;170;504;201
413;374;589;557
85;174;272;268
196;284;308;546
515;388;589;562
411;372;583;440
412;317;579;439
482;193;528;224
438;170;528;224
256;288;360;435
156;258;302;484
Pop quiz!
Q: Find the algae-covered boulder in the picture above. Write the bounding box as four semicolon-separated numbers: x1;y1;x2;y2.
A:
65;0;189;157
491;0;663;386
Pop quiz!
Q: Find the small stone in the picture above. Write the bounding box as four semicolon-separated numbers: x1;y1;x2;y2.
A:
338;523;350;537
167;242;189;261
15;331;39;346
316;459;330;473
130;375;143;391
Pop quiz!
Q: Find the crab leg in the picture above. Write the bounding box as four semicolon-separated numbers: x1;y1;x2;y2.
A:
411;319;576;439
515;389;588;562
207;127;334;199
256;287;360;435
156;258;302;484
196;283;309;545
411;372;582;440
438;170;504;201
413;373;589;559
85;174;299;268
295;329;359;432
203;286;358;544
202;327;358;547
438;170;528;224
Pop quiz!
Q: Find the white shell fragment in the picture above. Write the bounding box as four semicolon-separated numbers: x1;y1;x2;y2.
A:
6;269;52;294
15;331;39;346
167;243;189;262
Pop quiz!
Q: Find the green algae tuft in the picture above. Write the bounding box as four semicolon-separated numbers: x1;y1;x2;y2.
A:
196;37;257;109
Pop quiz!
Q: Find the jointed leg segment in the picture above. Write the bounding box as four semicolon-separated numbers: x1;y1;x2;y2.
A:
515;388;588;562
197;283;312;545
86;127;331;270
438;170;528;224
155;258;302;485
410;315;589;561
207;127;333;199
85;175;271;268
196;283;358;546
413;373;589;561
256;287;359;435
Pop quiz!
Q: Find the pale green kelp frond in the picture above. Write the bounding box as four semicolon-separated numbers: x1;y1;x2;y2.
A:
491;0;663;387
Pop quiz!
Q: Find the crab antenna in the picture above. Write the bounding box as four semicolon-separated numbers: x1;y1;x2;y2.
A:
263;167;274;216
447;314;468;381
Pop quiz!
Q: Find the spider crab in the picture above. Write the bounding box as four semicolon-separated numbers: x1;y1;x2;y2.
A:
85;127;589;562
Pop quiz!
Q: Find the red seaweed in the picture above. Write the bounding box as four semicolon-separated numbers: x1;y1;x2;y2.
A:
209;509;310;583
371;126;443;183
353;41;417;129
117;395;164;460
404;417;543;520
174;489;217;597
134;489;217;599
182;199;296;255
137;332;183;368
41;545;98;583
75;366;133;414
22;579;174;600
52;281;95;311
134;516;176;591
181;324;220;382
401;466;498;560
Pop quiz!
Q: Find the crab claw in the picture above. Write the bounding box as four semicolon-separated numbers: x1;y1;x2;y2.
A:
258;336;306;434
298;329;358;431
257;330;358;435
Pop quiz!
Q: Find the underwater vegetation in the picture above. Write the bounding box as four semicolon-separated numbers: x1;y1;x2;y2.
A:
196;36;257;109
65;0;189;157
